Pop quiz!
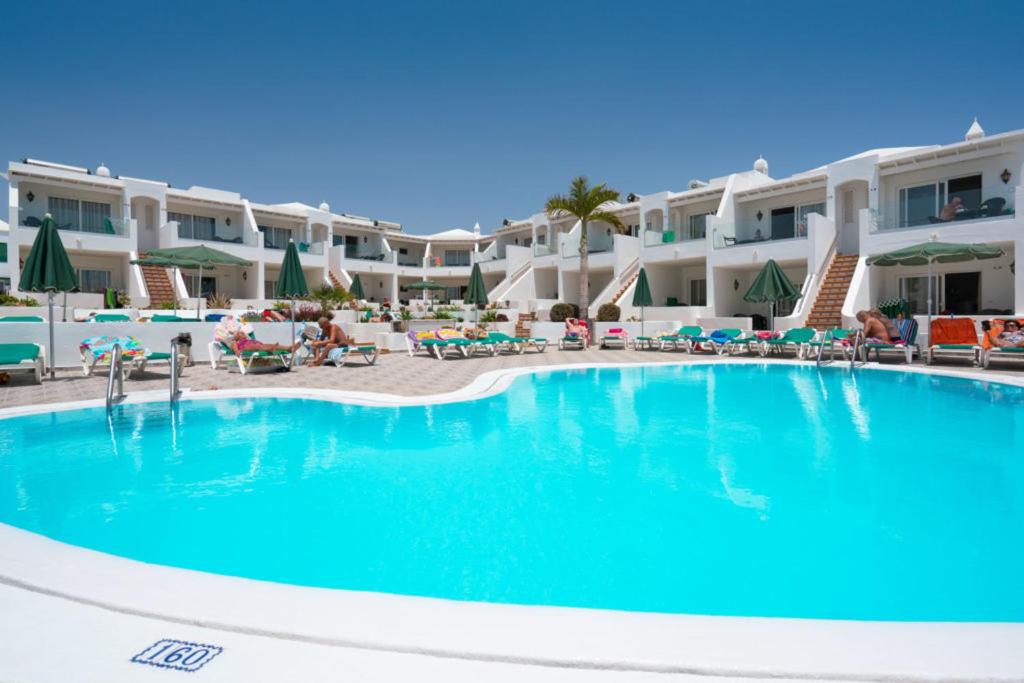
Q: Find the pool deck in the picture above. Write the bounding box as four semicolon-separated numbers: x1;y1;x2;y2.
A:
2;346;1023;409
2;351;1024;682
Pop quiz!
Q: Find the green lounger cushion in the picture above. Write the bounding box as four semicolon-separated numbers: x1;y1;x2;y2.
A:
94;314;131;322
0;316;45;322
0;344;40;364
933;344;976;350
152;315;187;322
992;347;1024;353
145;352;172;360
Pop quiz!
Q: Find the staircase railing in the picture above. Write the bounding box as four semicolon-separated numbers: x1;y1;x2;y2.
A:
105;344;125;410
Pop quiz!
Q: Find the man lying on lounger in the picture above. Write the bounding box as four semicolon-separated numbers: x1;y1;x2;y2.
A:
310;317;356;365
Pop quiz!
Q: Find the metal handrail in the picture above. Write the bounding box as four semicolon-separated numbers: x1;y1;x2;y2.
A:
169;340;181;403
105;344;125;410
849;329;865;369
815;331;831;366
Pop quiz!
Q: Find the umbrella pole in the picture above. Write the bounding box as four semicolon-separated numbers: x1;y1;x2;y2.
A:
927;259;933;346
48;292;56;380
290;299;296;347
196;265;203;320
174;267;179;316
62;291;67;322
641;305;645;338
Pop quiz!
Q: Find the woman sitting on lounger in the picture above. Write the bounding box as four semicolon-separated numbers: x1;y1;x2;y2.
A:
992;320;1024;348
226;330;300;355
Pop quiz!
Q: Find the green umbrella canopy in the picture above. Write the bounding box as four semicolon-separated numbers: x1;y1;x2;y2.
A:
405;280;447;290
743;259;802;303
18;215;78;292
349;273;366;299
465;263;488;306
632;267;653;307
275;241;309;298
141;244;253;267
865;241;1003;266
130;255;205;269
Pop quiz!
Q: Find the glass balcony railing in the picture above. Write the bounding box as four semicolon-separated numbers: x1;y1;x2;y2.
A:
713;221;809;249
644;226;707;246
344;249;389;261
298;241;325;255
871;185;1016;232
19;209;130;236
533;243;553;256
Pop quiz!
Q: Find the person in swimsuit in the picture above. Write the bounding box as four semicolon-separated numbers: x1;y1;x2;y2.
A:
855;310;891;344
869;309;901;341
993;320;1024;348
310;317;356;365
228;331;299;355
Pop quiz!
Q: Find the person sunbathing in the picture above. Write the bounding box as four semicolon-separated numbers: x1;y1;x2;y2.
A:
310;317;356;365
227;330;300;355
869;309;901;340
855;310;892;343
992;320;1024;348
565;317;587;338
939;196;964;221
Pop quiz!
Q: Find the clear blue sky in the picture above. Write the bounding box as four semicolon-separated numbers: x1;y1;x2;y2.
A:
4;0;1022;234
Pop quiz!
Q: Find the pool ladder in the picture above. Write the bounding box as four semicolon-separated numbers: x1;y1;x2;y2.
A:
106;340;183;413
815;330;866;370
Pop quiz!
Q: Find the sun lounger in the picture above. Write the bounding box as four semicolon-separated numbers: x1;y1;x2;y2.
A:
324;343;379;367
805;328;855;361
979;318;1024;368
600;327;629;349
210;339;292;374
151;314;188;322
0;315;45;322
684;328;741;354
80;335;183;378
92;314;132;322
657;325;703;351
759;327;817;359
482;331;548;354
0;343;45;384
862;319;919;364
926;318;980;366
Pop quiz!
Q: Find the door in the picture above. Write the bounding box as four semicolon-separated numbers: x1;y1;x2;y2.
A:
837;182;868;254
944;272;980;314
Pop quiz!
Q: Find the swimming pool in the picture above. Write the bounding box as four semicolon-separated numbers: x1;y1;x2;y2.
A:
1;364;1022;622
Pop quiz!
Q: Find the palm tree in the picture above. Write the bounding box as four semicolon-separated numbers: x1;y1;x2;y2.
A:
545;176;626;324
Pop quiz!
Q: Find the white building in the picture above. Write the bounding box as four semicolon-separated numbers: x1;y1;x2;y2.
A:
5;119;1022;333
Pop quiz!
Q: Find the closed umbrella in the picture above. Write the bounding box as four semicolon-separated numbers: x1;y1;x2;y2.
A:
465;263;488;323
742;259;802;331
866;239;1003;343
349;273;366;300
142;245;253;319
632;267;653;337
275;240;309;344
18;214;78;378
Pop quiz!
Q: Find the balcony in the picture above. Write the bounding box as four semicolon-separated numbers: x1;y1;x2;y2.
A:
713;220;809;249
871;185;1016;232
19;208;130;237
643;227;705;247
533;243;553;256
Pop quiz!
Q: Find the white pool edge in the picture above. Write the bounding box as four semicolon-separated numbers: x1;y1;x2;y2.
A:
2;359;1024;681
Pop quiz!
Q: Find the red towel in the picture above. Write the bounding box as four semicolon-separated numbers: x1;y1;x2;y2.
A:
929;318;978;347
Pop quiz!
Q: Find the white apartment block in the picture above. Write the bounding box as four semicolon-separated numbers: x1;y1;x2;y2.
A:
4;119;1022;332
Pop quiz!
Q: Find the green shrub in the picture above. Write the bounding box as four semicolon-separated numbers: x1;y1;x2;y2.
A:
434;309;453;320
158;301;178;310
0;293;39;306
479;310;499;323
597;303;620;322
549;303;579;322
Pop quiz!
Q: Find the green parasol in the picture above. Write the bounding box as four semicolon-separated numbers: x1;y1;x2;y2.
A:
18;214;78;378
632;267;653;337
275;240;309;343
743;259;802;331
140;245;252;319
465;263;488;323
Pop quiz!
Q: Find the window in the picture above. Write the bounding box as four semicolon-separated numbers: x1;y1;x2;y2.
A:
689;279;707;306
172;212;218;240
688;213;709;240
81;200;112;233
445;286;465;300
946;175;982;211
0;242;6;263
444;250;471;266
899;183;945;228
77;269;111;294
0;277;9;295
899;275;941;315
184;275;216;298
258;225;291;250
48;196;79;229
842;190;855;224
332;234;344;247
770;207;795;239
264;280;278;299
796;202;825;236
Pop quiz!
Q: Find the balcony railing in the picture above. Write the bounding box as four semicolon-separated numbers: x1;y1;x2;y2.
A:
20;209;131;237
298;241;325;255
643;227;707;247
533;243;553;256
713;221;809;249
871;185;1016;232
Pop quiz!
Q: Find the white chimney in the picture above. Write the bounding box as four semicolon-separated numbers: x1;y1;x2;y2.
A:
965;117;985;141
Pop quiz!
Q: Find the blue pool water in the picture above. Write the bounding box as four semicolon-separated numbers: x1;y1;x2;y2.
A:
1;365;1023;621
